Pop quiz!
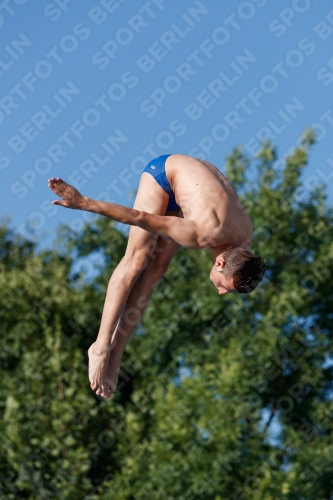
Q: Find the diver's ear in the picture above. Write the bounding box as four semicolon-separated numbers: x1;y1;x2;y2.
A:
215;257;226;270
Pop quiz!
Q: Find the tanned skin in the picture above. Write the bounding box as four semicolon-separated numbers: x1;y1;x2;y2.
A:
48;154;252;398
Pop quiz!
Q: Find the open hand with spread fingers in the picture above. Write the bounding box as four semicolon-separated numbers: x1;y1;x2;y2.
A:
48;177;87;210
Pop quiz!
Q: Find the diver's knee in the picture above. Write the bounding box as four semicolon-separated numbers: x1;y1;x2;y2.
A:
122;250;152;277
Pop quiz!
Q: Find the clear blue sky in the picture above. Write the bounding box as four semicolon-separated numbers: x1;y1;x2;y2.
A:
1;0;333;248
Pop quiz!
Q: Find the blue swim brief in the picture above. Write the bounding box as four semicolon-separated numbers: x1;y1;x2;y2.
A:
142;154;180;211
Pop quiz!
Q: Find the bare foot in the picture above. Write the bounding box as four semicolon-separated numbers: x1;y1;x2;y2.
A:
104;346;121;399
88;343;112;398
48;177;86;210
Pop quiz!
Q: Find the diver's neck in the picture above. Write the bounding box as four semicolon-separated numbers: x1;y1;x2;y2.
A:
209;246;232;262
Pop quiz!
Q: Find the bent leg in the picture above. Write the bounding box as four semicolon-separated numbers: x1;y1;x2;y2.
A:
89;172;171;397
104;234;181;398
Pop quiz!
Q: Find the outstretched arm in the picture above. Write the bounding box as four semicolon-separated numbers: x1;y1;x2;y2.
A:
89;198;199;248
48;177;200;249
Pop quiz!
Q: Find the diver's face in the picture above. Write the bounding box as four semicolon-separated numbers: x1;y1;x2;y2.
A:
209;263;236;295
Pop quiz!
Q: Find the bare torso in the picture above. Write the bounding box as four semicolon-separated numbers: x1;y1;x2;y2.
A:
166;154;252;249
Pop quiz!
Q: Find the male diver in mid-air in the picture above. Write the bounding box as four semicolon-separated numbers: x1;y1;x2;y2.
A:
48;154;265;399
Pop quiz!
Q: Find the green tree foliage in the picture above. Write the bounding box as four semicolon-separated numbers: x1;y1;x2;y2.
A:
1;137;333;499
